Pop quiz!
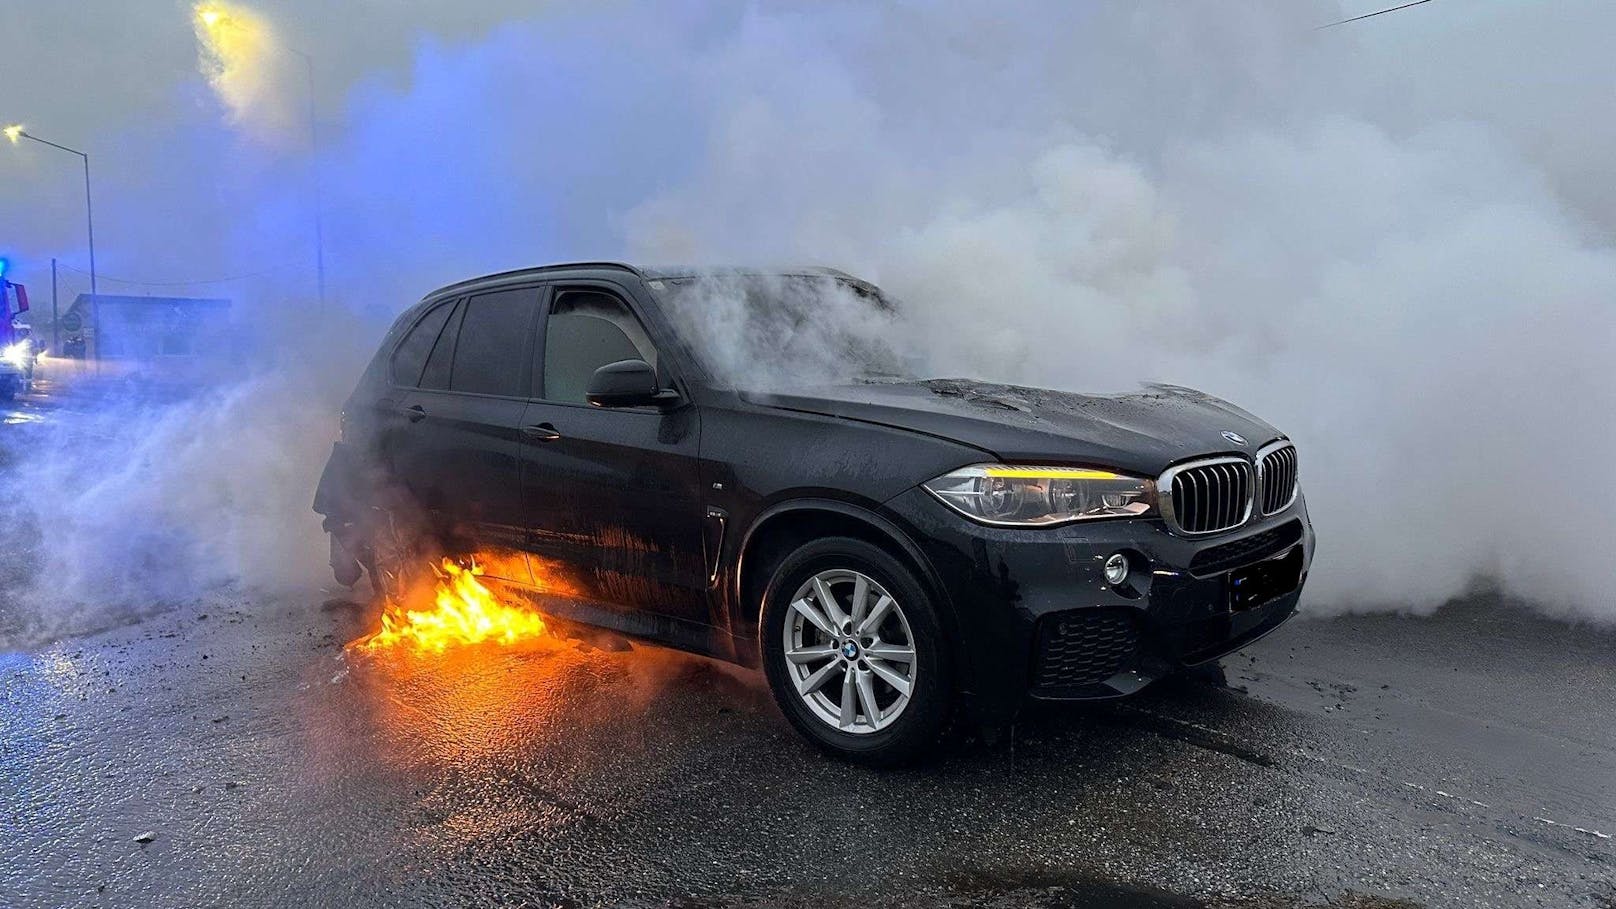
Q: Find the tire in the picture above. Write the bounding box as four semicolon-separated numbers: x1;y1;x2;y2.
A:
760;536;952;766
358;507;435;603
330;534;364;588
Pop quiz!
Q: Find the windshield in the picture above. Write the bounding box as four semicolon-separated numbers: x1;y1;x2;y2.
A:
650;272;918;389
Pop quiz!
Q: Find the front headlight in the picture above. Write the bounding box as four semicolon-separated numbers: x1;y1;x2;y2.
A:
0;342;27;370
922;464;1156;526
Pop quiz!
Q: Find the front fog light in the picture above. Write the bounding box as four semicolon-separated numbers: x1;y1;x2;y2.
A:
1103;552;1130;586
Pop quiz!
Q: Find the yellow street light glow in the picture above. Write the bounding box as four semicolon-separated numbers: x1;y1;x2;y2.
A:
194;3;226;30
190;1;292;138
982;467;1127;480
3;124;23;144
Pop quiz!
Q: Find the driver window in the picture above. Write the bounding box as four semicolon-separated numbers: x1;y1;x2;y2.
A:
539;290;660;404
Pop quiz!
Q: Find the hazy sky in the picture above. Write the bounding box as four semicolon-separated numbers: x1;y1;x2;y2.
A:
5;0;1611;290
1;1;1613;630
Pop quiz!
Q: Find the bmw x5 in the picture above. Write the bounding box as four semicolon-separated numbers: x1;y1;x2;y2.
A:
314;262;1314;764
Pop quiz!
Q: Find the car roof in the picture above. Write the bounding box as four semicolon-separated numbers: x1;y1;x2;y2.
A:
421;262;872;300
637;264;862;282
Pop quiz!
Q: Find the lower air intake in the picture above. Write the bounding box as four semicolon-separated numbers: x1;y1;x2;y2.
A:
1031;608;1140;693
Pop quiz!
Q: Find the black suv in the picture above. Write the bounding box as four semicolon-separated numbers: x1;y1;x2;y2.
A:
315;262;1313;764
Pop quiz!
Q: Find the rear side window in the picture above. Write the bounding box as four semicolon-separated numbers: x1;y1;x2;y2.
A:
389;300;455;386
540;290;660;404
449;289;539;396
419;299;463;390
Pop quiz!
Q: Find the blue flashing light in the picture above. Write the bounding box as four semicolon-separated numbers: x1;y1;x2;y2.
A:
0;258;8;279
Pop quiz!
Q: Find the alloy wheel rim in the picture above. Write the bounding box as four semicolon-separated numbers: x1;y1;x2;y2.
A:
782;568;917;734
371;511;414;603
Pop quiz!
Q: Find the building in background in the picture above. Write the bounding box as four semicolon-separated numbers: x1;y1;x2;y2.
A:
59;294;230;361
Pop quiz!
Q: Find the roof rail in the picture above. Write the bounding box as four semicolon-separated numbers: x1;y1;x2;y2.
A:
422;261;644;299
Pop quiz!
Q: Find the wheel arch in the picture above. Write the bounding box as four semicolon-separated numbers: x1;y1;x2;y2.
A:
732;498;958;666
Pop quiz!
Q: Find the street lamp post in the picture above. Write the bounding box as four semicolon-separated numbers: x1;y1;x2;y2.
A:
287;46;327;307
5;125;98;364
4;126;96;299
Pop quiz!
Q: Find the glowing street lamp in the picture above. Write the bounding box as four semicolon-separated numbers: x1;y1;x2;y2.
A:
192;2;326;306
3;125;97;298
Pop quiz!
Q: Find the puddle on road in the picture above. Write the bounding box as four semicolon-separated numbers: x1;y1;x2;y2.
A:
3;408;46;424
949;866;1211;908
305;617;768;770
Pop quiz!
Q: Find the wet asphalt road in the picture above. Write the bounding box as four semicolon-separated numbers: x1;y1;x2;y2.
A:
3;587;1614;909
3;392;1616;908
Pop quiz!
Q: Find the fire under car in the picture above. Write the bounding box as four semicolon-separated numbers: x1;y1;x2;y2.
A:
314;262;1313;764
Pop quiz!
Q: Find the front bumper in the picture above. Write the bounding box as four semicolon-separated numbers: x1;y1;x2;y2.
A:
881;487;1314;711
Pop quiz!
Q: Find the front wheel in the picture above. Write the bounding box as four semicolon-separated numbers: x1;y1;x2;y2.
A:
760;536;952;766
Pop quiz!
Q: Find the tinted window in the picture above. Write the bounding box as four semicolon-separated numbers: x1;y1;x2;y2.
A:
390;300;455;386
541;290;659;404
419;299;463;390
449;289;538;396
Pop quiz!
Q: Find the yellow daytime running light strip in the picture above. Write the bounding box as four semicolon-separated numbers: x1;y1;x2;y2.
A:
983;467;1126;480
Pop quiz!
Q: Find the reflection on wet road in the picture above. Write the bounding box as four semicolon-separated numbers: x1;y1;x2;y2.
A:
1;383;58;426
2;588;1613;908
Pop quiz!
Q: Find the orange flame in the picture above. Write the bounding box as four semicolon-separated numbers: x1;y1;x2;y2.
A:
349;558;548;654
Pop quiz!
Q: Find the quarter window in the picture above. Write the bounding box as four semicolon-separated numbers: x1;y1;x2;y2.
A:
449;289;538;396
540;290;660;404
419;299;463;390
390;300;455;387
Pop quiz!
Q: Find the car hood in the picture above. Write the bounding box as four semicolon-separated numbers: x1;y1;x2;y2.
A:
740;379;1283;476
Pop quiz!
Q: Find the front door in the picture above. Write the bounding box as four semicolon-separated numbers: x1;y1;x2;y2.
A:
517;283;709;628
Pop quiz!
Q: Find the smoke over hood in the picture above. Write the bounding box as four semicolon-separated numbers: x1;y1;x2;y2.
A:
1;0;1614;644
742;380;1279;477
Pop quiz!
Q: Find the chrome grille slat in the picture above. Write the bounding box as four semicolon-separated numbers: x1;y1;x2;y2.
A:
1185;469;1198;532
1193;469;1206;532
1231;463;1242;528
1162;457;1254;536
1258;443;1299;515
1241;464;1251;522
1217;466;1226;529
1244;466;1252;516
1262;455;1271;513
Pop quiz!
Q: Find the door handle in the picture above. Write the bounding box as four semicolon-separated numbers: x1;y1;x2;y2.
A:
402;404;426;423
522;422;562;441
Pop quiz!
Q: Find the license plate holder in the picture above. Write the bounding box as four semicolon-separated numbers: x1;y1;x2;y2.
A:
1228;546;1303;612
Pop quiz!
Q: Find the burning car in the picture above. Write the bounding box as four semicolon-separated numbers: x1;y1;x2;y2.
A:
315;262;1313;764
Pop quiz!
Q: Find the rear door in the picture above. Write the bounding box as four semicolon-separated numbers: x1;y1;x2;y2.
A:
371;294;458;510
517;281;709;628
389;285;542;578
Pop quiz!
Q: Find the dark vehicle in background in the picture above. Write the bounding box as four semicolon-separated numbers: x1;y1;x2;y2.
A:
315;262;1314;764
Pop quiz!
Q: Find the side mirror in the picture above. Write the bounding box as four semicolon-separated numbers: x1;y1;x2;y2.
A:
586;358;674;408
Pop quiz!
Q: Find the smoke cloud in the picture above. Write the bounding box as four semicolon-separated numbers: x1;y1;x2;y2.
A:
191;1;300;142
1;0;1613;646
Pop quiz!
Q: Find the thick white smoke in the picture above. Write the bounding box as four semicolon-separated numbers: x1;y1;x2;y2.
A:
621;3;1616;615
1;1;1612;646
